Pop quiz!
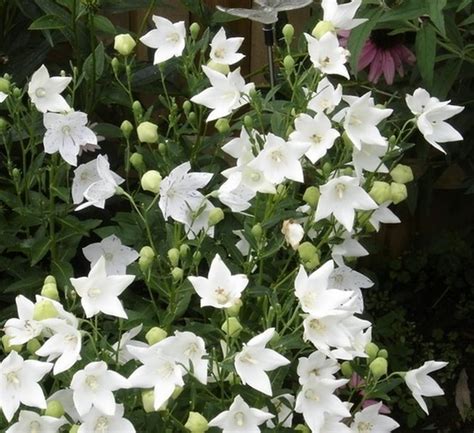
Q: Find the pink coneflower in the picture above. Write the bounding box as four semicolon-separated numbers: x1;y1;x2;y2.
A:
358;30;416;85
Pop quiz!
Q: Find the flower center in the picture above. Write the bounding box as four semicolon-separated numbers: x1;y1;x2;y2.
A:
320;56;331;67
250;171;261;182
86;375;98;390
349;114;362;126
6;371;20;385
65;334;78;346
215;287;229;305
239;351;258;365
167;32;180;43
104;252;114;261
95;416;109;433
335;183;346;199
357;421;374;432
214;47;225;59
88;287;101;298
35;87;46;98
304;389;320;401
334;274;344;284
157;361;175;379
62;125;71;135
311;134;322;144
309;318;325;332
184;343;198;358
270;150;283;163
30;421;41;433
302;292;316;309
234;411;245;427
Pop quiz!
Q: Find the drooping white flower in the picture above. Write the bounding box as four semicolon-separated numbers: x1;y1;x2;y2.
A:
235;328;290;396
369;201;401;232
350;402;399;432
306;32;350;79
6;410;67;433
290;112;340;164
294;261;353;317
406;88;464;154
127;342;185;411
140;16;186;64
0;91;7;103
36;318;82;375
295;377;350;433
71;361;129;417
43;111;97;166
297;351;340;384
221;163;276;195
27;64;71;113
265;394;295;428
352;142;389;177
110;324;147;365
249;133;308;184
320;413;353;432
331;231;369;266
70;256;135;319
282;220;305;250
330;324;372;360
306;77;343;114
72;155;124;211
322;0;367;31
210;27;245;65
208;394;273;433
4;295;44;345
0;351;53;422
78;404;136;433
405;360;448;414
82;234;139;276
315;176;378;232
191;66;255;121
221;127;255;164
159;161;213;224
335;92;393;150
217;178;255;212
188;253;248;309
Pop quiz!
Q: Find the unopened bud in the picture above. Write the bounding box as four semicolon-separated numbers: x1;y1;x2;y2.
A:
190;22;201;40
215;118;230;134
251;223;263;240
226;298;242;317
2;335;22;353
141;170;162;194
130;152;145;173
243;115;253;129
183;100;192;114
120;120;133;138
390;182;408;204
312;20;335;39
282;23;294;45
284;55;295;73
390;164;414;184
41;275;59;301
171;267;184;282
295;425;311;433
137;121;159;143
188;112;197;124
298;241;318;263
167;248;180;267
206;60;230;75
369;181;391;205
184;411;209;433
146;327;167;345
208;207;225;226
158;142;167;155
139;246;155;271
221;317;243;337
365;342;379;360
369;357;388;379
179;244;190;258
111;57;120;74
45;400;65;418
132;100;143;117
342;131;354;149
13;87;21;98
33;300;58;321
0;117;8;132
141;389;157;413
303;186;320;207
341;361;353;378
114;33;136;56
192;251;202;265
322;161;332;176
0;77;10;93
27;338;41;355
378;349;388;359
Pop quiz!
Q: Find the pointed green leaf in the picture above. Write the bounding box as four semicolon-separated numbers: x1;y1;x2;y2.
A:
29;14;66;30
415;23;437;88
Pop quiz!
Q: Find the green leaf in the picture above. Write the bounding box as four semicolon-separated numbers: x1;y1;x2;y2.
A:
456;0;472;12
100;0;165;13
29;14;66;30
93;123;123;138
348;8;383;75
415;23;437;88
93;15;116;35
379;0;429;22
83;42;105;81
428;0;447;35
432;59;463;98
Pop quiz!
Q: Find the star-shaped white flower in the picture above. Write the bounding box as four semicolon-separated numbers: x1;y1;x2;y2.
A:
405;360;448;414
322;0;367;31
78;404;136;433
188;253;248;309
6;410;67;433
306;77;343;114
306;32;350;79
290;112;340;164
191;66;255;121
331;231;369;266
210;27;245;65
315;176;378;232
140;16;185;64
43;111;97;166
369;201;401;232
0;351;53;422
27;65;71;113
209;395;273;433
4;295;44;345
159;161;213;224
297;351;340;384
70;255;135;318
352;142;389;177
235;328;290;396
71;361;129;417
303;312;353;353
110;324;147;365
350;402;399;432
82;234;139;276
218;178;256;212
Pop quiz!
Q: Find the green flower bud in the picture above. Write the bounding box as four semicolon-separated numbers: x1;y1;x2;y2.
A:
41;275;59;301
120;120;133;138
2;335;22;353
146;327;167;345
322;161;332;177
190;22;201;40
378;349;388;359
0;117;9;132
243;115;253;129
69;426;79;433
45;400;65;418
298;242;320;271
389;135;397;145
303;186;320;207
179;244;190;259
132;100;143;117
130;152;145;173
158;142;167;155
282;23;295;45
141;170;162;194
221;317;243;337
0;77;10;93
206;60;230;75
185;411;209;433
114;34;136;56
295;425;311;433
342;131;354;150
390;182;408;204
33;300;58;321
137;121;159;144
311;20;335;39
171;267;184;282
141;389;157;413
369;181;391;205
215;118;230;134
369;357;388;379
167;248;180;267
192;251;202;265
341;361;353;378
226;298;242;317
12;87;21;98
390;164;414;184
284;55;295;73
172;385;183;399
139;246;155;271
251;223;263;240
26;338;41;355
111;57;120;74
208;207;225;226
365;342;379;360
